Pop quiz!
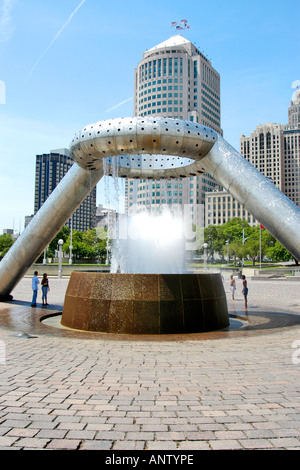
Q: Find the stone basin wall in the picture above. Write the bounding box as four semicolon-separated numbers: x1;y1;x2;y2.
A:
61;272;229;335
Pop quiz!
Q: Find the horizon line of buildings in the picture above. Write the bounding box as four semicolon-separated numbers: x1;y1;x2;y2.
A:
127;34;300;229
3;34;300;235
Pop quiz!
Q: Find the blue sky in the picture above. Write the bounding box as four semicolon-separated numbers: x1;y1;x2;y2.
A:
0;0;299;233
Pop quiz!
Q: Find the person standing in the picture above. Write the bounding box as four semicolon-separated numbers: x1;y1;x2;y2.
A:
229;274;236;301
241;274;248;309
31;271;39;307
41;273;50;306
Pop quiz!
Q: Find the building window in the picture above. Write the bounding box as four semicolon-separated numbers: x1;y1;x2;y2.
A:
158;59;161;77
194;60;198;78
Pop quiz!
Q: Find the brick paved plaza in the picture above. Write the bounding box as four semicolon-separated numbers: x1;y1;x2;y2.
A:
0;272;299;451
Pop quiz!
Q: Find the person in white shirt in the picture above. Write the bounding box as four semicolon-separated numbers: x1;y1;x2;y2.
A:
31;271;39;307
229;274;236;301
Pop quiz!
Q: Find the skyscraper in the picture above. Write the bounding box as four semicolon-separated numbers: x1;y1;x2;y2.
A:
240;90;300;208
34;148;97;231
126;34;222;222
133;35;221;130
240;123;284;192
288;89;300;130
283;90;300;206
205;88;300;228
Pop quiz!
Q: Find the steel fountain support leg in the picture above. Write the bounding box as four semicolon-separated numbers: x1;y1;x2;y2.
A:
1;117;300;300
200;135;300;262
0;163;103;299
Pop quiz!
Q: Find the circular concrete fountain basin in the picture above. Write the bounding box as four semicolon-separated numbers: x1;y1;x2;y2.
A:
61;272;229;335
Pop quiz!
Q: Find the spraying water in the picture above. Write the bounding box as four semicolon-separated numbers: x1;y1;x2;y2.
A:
101;156;201;274
110;207;188;274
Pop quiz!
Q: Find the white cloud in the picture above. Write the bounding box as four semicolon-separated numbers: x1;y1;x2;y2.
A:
0;0;15;43
27;0;87;79
106;97;133;113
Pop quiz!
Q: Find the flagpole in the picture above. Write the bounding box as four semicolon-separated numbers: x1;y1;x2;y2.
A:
170;19;190;35
260;224;262;271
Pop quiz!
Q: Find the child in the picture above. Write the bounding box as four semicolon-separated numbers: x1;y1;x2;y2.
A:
241;275;248;309
229;274;236;301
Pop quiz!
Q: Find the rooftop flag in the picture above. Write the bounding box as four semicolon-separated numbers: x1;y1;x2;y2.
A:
171;19;190;31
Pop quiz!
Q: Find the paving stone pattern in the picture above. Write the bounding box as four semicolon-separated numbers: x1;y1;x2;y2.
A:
0;275;300;450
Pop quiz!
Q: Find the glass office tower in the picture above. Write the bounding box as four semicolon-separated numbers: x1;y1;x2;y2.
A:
126;35;223;224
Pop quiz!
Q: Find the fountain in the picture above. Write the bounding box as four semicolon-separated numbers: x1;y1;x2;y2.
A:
1;117;300;336
61;272;228;334
61;205;229;334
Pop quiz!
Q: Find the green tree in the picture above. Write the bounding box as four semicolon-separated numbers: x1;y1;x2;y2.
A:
0;233;14;258
48;226;70;258
204;218;296;266
243;238;260;265
204;218;253;261
63;228;108;261
63;230;85;258
228;240;246;266
243;226;269;265
266;241;292;262
219;218;253;245
203;225;222;259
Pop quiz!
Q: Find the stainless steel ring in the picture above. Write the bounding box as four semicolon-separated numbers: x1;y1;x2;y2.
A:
69;116;218;178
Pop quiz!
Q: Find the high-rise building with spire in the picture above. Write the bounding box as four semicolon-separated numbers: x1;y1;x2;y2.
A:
133;35;221;131
125;34;223;223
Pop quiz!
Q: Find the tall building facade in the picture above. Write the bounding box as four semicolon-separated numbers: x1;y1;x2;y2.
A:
240;91;300;208
204;89;300;228
240;123;284;191
283;126;300;206
126;35;223;223
284;90;300;205
34;148;97;231
205;191;257;227
288;89;300;129
133;35;221;130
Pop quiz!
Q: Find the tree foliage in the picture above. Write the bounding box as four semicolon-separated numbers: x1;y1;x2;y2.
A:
203;218;293;264
0;218;294;265
63;228;107;260
48;226;70;257
0;226;108;262
266;240;291;262
0;233;14;258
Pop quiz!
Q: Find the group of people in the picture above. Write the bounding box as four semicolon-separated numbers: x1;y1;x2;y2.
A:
229;274;248;309
31;271;50;307
31;270;247;309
